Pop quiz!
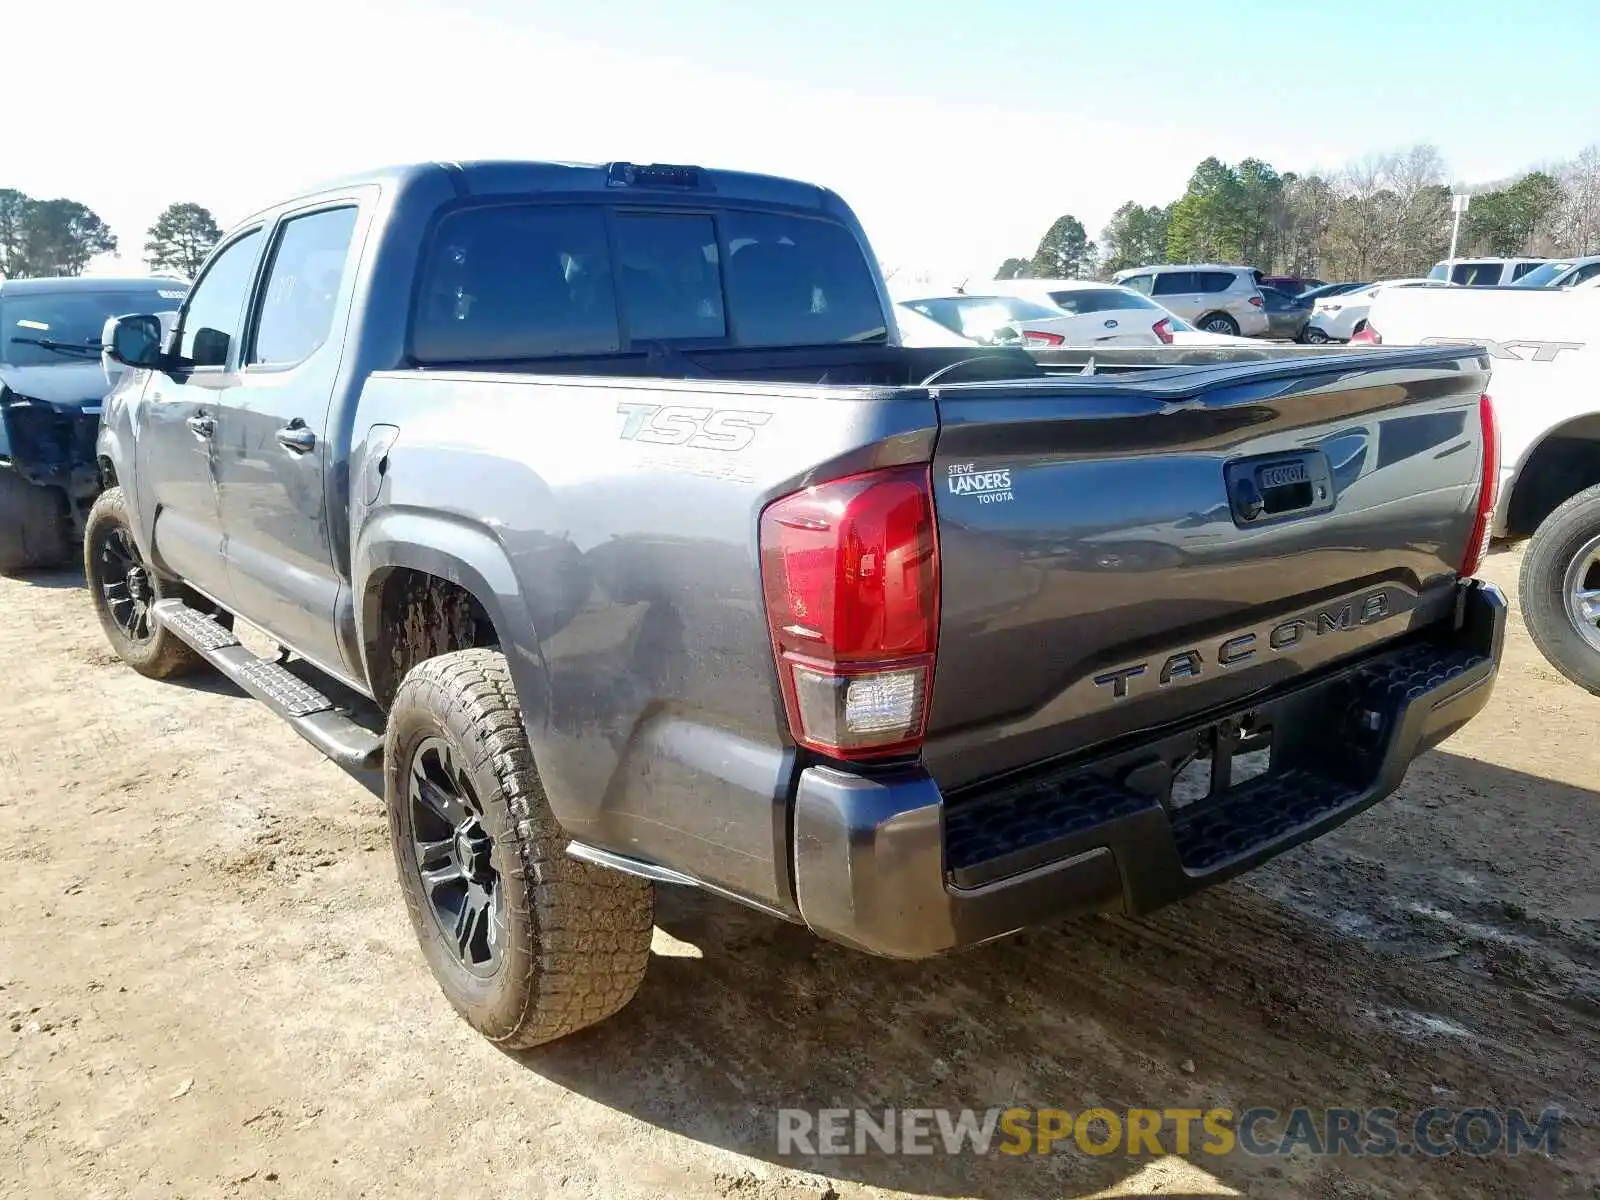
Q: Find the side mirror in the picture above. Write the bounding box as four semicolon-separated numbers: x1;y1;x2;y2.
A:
190;327;230;368
104;314;166;369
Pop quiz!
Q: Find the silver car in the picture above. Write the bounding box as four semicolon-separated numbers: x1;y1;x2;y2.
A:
1112;264;1271;337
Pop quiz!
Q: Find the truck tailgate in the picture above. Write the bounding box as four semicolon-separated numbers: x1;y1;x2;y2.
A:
923;348;1491;789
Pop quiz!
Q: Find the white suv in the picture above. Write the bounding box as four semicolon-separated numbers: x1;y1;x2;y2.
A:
1111;265;1270;337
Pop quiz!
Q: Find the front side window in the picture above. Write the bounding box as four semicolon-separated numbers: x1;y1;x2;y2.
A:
251;207;359;367
1510;260;1548;281
181;231;264;367
413;205;622;362
1121;274;1154;295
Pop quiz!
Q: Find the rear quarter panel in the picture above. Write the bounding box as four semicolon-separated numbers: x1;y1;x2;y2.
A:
349;372;938;912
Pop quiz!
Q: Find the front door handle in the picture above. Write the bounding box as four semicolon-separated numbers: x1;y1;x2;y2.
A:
186;413;214;438
275;420;316;454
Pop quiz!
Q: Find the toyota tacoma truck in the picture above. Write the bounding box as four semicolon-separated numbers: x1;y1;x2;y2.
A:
91;159;1506;1049
1360;281;1600;692
0;275;188;571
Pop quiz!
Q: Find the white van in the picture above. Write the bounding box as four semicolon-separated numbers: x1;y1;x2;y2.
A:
1426;257;1550;286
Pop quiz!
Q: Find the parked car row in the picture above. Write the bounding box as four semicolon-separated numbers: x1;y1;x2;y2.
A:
893;280;1256;350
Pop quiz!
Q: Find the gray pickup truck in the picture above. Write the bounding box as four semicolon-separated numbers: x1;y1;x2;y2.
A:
92;159;1506;1049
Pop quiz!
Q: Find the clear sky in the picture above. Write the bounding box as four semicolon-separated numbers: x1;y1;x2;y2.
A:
10;0;1598;283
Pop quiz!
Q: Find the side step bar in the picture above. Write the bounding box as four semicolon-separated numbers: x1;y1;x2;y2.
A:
152;599;384;771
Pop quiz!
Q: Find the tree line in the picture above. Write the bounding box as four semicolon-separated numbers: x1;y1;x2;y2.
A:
0;192;222;279
999;142;1600;283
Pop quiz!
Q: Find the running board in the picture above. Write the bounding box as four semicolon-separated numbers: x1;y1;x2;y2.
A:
152;599;384;771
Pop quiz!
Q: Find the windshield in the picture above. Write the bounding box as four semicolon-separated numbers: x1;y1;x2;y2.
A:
1511;261;1576;287
901;295;1060;344
0;286;187;367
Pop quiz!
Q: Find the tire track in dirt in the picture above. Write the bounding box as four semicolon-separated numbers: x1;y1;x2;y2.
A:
2;548;1597;1199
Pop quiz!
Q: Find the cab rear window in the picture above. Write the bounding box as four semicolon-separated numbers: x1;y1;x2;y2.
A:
412;203;886;362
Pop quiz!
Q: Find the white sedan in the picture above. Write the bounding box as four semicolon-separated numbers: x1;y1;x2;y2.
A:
892;292;1065;347
984;279;1190;346
1304;278;1452;343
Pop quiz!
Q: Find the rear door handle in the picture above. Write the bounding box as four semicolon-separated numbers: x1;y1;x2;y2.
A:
275;421;316;454
186;413;214;438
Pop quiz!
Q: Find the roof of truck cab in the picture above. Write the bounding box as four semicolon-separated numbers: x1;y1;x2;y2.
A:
0;275;187;294
235;159;841;225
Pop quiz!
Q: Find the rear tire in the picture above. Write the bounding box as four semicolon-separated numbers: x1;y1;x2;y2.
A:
1304;327;1330;345
83;487;206;679
385;648;655;1048
1199;312;1240;336
0;467;72;574
1519;483;1600;695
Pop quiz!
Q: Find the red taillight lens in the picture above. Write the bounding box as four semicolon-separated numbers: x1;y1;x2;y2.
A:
759;466;940;760
1249;295;1264;307
1023;329;1065;347
1461;392;1499;577
1350;323;1382;345
1152;317;1175;344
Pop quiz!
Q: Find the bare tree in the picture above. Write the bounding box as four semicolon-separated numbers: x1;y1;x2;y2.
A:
1556;145;1600;255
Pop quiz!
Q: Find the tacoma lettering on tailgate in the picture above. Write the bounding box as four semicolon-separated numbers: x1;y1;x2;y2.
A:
1092;590;1393;701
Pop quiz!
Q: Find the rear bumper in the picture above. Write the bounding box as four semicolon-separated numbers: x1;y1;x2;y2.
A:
792;579;1506;959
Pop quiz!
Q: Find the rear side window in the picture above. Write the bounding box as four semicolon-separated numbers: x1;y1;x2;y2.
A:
1152;271;1197;295
1451;262;1499;285
1047;288;1160;314
1197;271;1239;292
721;211;885;347
413;206;622;362
251;207;359;367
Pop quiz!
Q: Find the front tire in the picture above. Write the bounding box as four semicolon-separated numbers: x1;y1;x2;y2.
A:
0;467;72;574
1519;483;1600;695
1199;312;1241;336
1303;327;1330;345
385;648;654;1048
83;487;206;678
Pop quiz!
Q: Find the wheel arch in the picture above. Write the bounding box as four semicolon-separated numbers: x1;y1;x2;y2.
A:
354;512;547;716
1503;414;1600;538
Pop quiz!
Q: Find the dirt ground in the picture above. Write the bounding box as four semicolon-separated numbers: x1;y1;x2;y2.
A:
2;545;1597;1200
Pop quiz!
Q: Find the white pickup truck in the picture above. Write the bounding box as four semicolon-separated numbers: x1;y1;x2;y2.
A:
1363;279;1600;690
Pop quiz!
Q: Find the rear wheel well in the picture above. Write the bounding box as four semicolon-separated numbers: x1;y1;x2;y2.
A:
98;456;118;488
367;568;499;709
1506;418;1600;538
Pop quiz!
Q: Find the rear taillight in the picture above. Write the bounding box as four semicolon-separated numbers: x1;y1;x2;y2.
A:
1152;317;1175;344
1461;393;1499;577
1248;295;1264;307
1350;323;1382;345
1023;330;1065;347
760;467;940;760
